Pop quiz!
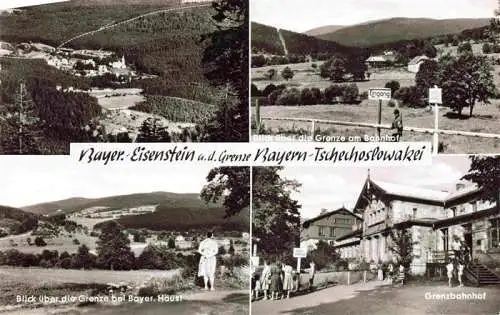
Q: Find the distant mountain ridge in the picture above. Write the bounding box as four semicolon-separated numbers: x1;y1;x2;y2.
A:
22;192;202;214
21;192;249;232
304;25;345;37
252;22;361;56
315;17;491;47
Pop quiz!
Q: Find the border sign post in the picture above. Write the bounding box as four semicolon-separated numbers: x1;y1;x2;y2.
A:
429;86;442;155
368;88;392;138
293;247;307;291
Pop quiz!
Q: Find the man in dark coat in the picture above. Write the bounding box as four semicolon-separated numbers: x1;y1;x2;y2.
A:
391;109;403;141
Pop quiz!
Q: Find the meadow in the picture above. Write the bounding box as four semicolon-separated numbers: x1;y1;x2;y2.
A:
252;61;415;92
254;102;434;143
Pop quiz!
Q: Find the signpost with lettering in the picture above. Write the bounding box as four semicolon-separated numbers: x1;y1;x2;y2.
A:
293;247;307;274
368;88;392;138
293;247;307;291
429;86;442;155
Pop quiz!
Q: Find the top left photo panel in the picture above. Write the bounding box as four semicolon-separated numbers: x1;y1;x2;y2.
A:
0;0;249;155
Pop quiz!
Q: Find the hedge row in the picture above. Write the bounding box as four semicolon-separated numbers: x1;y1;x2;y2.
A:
252;83;364;106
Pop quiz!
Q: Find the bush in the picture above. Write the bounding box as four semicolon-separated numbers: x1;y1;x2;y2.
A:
265;68;277;80
384;80;400;96
483;43;492;54
73;239;80;245
251;83;260;97
267;90;281;105
360;91;368;100
324;85;343;102
34;236;47;247
341;83;360;104
394;86;425;107
276;88;301;106
262;84;277;97
493;44;500;54
281;66;294;80
300;88;318;105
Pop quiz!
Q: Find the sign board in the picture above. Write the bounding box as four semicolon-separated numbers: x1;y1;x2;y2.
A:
429;87;442;104
293;247;307;258
368;88;391;101
251;256;260;267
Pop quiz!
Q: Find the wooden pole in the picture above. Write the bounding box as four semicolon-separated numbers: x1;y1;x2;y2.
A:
310;120;316;139
433;102;439;154
255;98;261;134
377;99;382;139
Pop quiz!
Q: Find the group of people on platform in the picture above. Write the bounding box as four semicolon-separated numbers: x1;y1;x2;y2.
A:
251;261;316;300
372;262;406;285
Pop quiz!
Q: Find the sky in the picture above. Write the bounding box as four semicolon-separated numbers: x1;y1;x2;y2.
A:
251;0;497;33
0;156;213;208
0;0;68;10
279;155;472;219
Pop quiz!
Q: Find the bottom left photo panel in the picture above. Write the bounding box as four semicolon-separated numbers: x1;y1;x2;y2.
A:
0;157;250;315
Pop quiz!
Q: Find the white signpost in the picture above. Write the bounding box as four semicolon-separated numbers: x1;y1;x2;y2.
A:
429;86;442;155
293;247;307;274
368;88;392;138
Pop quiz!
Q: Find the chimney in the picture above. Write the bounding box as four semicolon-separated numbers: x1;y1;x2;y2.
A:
320;208;328;215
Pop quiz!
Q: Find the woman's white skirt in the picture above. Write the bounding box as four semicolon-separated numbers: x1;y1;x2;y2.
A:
198;256;217;277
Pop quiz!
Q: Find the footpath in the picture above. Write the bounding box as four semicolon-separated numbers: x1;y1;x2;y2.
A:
252;280;386;315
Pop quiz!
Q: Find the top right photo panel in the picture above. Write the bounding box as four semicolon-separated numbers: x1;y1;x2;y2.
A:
250;0;500;154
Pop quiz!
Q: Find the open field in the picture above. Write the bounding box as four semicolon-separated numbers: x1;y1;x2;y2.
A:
0;266;180;287
253;102;435;143
252;61;416;92
87;88;145;110
437;103;500;153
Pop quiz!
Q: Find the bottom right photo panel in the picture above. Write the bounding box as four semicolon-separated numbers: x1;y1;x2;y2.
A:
251;155;500;315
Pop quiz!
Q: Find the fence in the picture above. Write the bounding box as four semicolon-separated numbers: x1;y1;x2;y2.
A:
254;115;500;154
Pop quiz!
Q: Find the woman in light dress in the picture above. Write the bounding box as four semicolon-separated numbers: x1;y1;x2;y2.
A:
282;264;294;299
377;263;384;281
260;260;271;300
198;232;219;291
446;259;454;287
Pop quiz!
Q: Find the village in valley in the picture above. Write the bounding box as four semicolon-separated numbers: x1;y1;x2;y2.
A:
0;0;240;154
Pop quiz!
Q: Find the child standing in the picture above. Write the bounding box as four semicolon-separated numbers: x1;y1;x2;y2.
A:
446;259;454;287
457;262;464;287
397;264;405;285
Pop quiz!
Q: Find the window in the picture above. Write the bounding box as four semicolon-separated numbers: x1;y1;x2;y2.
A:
319;226;326;237
490;219;500;248
330;227;335;237
412;208;417;219
472;201;478;212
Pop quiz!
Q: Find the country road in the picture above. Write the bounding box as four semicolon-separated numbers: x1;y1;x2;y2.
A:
57;3;212;49
0;290;249;315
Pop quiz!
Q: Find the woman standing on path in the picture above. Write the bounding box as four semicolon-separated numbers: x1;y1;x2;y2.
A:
269;261;283;300
261;260;271;300
282;264;294;299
